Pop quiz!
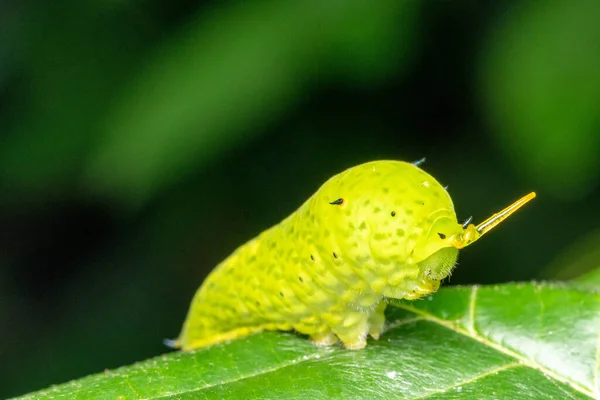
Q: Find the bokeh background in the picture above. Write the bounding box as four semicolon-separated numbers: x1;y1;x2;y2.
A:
1;0;599;397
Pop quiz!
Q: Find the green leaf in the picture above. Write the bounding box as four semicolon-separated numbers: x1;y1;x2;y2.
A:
13;283;600;399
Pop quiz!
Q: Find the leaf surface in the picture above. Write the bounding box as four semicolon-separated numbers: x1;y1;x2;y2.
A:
14;283;600;399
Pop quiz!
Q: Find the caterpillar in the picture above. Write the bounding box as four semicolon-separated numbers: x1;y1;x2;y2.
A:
168;159;535;351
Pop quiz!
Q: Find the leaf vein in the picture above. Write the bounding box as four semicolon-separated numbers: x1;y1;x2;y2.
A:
410;362;521;400
384;316;424;332
468;285;478;335
125;376;142;399
395;303;596;399
148;350;331;400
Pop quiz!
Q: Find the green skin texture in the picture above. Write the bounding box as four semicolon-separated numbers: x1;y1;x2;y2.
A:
175;160;467;350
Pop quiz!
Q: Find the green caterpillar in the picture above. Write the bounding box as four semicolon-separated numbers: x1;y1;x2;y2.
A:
168;159;535;350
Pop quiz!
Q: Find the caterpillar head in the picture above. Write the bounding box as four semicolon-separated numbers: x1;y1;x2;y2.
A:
412;191;536;281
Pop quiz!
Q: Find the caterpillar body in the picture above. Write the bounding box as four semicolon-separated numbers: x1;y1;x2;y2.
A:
170;160;535;351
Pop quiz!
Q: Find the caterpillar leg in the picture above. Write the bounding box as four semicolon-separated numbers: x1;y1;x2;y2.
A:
336;329;368;350
293;319;339;347
323;309;370;350
310;331;338;347
367;301;388;340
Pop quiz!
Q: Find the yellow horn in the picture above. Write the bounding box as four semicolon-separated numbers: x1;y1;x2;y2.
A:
452;192;536;249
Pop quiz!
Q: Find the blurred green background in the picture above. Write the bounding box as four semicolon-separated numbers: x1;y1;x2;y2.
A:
1;0;599;398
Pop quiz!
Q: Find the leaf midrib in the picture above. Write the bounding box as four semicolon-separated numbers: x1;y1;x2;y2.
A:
150;349;327;400
151;317;425;399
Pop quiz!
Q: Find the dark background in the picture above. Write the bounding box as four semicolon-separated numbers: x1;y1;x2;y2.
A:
1;0;599;398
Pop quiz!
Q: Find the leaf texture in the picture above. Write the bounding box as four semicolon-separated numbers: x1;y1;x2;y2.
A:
13;283;600;400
